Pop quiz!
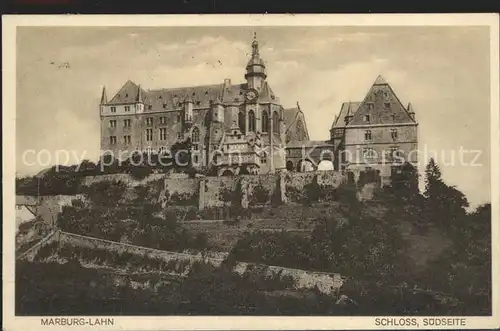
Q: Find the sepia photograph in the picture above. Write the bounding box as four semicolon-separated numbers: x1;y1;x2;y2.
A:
3;14;499;330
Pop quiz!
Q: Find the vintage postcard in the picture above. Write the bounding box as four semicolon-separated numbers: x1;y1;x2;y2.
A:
3;14;499;330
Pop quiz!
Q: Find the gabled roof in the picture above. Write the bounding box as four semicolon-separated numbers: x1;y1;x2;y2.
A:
346;75;417;126
283;106;310;141
373;75;387;85
108;80;144;105
331;102;361;130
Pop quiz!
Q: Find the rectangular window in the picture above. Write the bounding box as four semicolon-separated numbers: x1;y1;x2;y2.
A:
160;117;167;125
109;120;116;128
123;119;131;128
146;117;153;126
110;106;116;113
363;114;370;122
124;106;131;112
177;132;182;140
367;103;374;110
364;130;372;140
146;129;153;142
159;128;167;141
109;136;116;145
391;129;398;139
123;135;131;144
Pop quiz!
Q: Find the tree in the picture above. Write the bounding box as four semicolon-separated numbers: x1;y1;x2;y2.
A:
424;157;442;199
390;162;419;199
423;158;469;229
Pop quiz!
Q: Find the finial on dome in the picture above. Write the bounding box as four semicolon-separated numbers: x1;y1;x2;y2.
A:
251;32;259;55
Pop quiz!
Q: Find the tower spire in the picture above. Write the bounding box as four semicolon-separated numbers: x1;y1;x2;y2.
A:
136;84;143;103
100;86;107;104
245;32;267;89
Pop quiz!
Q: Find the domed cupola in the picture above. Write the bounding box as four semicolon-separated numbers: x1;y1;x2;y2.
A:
245;33;267;91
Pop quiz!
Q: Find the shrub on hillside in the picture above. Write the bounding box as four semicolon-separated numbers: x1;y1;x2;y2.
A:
250;184;270;205
81;180;127;206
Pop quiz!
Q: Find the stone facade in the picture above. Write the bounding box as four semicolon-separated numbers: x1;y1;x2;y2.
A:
330;75;418;184
99;35;310;175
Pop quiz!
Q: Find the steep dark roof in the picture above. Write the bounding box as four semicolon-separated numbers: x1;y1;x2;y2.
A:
283;106;310;141
331;102;361;129
347;75;416;126
107;80;144;105
146;83;224;110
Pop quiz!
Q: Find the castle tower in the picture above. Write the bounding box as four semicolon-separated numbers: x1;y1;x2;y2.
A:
184;96;194;123
244;33;267;91
212;96;224;122
100;86;107;114
407;102;415;121
135;84;144;113
100;86;107;104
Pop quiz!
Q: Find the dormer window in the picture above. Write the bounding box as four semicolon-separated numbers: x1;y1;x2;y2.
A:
125;93;128;97
146;117;153;126
384;102;390;109
205;91;208;95
163;103;167;109
159;95;163;99
148;105;152;110
367;103;374;110
363;114;371;122
196;101;201;106
391;114;396;121
124;106;130;112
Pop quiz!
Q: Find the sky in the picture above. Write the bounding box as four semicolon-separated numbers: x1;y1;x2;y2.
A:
16;26;492;207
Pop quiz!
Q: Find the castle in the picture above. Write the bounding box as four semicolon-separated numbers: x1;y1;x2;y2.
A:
330;75;418;183
99;35;418;182
99;34;309;176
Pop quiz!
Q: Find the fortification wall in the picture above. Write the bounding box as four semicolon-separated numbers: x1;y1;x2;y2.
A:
25;231;344;295
80;170;346;210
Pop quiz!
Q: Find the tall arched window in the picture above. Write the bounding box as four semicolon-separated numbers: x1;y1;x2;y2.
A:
272;111;279;134
262;110;269;133
238;110;246;134
192;126;200;143
248;110;256;132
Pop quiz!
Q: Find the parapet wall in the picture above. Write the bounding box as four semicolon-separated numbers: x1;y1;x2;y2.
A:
27;231;344;295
